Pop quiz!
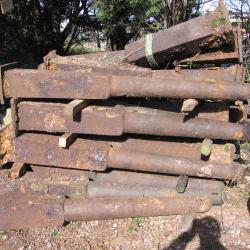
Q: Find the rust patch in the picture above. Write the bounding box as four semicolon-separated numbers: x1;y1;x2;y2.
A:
44;113;65;131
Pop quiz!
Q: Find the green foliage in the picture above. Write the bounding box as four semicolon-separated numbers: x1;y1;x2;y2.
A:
93;0;162;50
128;217;145;232
211;16;227;28
50;229;60;237
0;0;95;66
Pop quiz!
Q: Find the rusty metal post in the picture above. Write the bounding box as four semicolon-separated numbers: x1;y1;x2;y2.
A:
110;75;250;100
95;170;225;191
64;196;212;222
123;110;250;140
16;102;250;140
4;69;250;100
14;133;244;180
87;182;224;205
108;148;245;180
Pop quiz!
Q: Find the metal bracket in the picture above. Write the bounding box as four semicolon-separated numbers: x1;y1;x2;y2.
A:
0;62;19;105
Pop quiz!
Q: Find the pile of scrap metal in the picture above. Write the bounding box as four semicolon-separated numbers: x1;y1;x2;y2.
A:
0;1;249;229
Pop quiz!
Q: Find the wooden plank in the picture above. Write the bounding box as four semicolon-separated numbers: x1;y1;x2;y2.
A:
58;133;77;148
8;162;26;179
64;100;90;118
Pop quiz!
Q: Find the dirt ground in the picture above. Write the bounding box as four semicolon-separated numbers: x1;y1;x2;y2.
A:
0;181;249;250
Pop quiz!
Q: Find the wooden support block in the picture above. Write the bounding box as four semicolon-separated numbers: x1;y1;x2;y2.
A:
176;175;189;193
58;133;77;148
201;139;213;157
181;99;199;113
64;100;90;118
8;162;26;179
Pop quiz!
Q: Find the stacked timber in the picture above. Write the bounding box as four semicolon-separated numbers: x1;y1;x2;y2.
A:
0;1;249;229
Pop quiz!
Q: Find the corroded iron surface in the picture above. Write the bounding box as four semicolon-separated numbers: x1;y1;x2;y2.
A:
4;69;250;100
64;196;212;222
87;182;223;205
13;133;245;180
17;102;250;140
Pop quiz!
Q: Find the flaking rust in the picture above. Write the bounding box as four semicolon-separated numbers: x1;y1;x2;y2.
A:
16;102;250;140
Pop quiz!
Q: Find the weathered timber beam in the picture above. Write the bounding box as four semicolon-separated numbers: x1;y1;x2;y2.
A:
124;2;234;67
0;189;211;229
4;69;250;100
17;102;250;140
87;182;223;205
95;170;225;192
180;51;240;65
14;133;245;179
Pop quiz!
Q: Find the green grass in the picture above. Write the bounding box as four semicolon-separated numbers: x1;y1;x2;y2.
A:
50;229;60;237
128;217;145;232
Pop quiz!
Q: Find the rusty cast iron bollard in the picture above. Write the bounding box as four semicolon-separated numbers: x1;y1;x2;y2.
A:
121;139;236;164
123;111;250;140
13;134;236;170
0;194;211;229
109;75;250;100
17;102;250;140
95;171;225;192
13;133;244;180
64;196;212;222
108;148;245;180
4;69;250;100
87;182;224;205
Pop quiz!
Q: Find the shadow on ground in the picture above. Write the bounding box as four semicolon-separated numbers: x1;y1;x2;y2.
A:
164;216;227;250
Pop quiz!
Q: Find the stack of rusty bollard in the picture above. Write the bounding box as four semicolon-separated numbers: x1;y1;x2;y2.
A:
0;1;249;229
